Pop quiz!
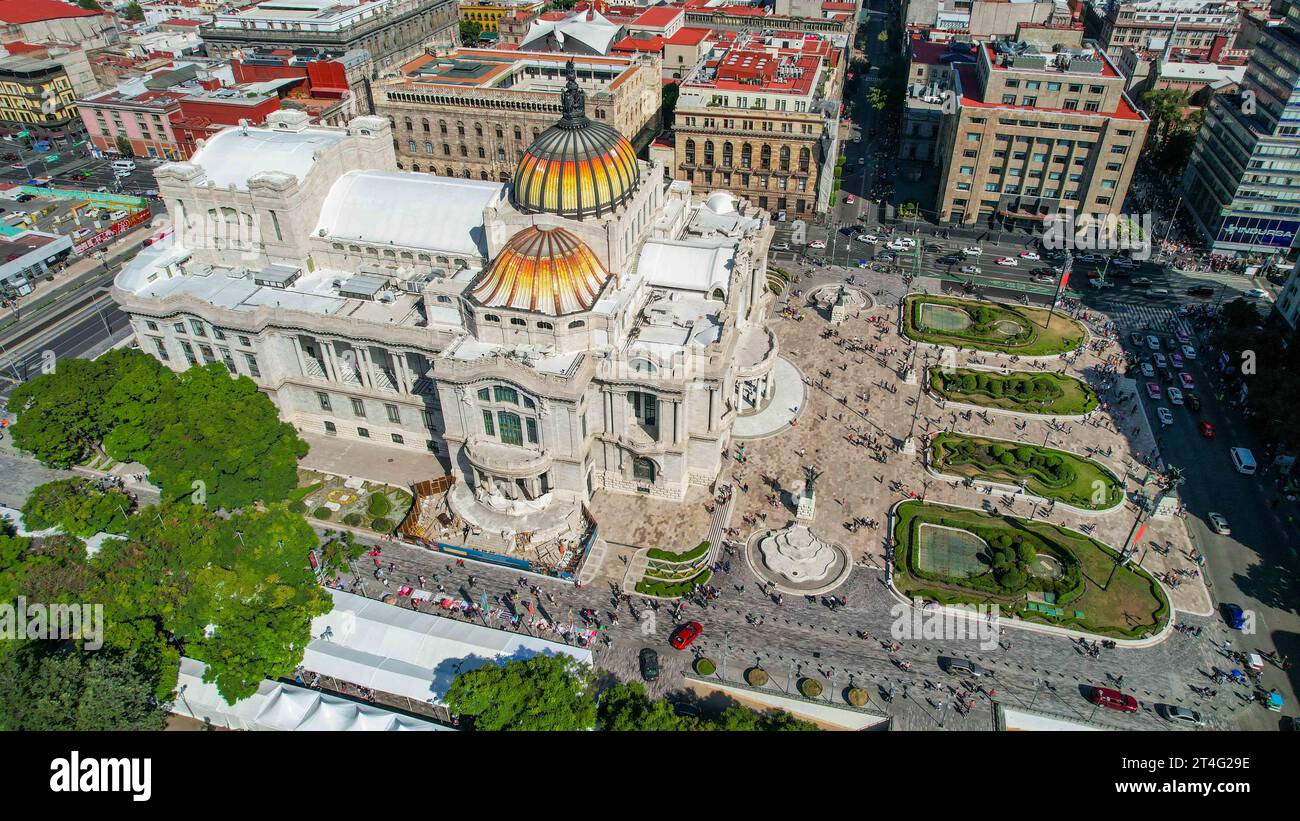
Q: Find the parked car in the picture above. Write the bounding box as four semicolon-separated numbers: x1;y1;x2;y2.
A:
1207;512;1231;535
1147;335;1161;351
1170;353;1184;369
844;194;855;204
1075;253;1102;263
1199;420;1214;438
896;237;916;248
877;251;896;262
960;265;979;274
1245;287;1269;299
1133;277;1152;288
1160;705;1206;726
1223;603;1247;630
1140;362;1155;378
857;234;879;244
670;621;703;650
1146;382;1162;399
1157;407;1174;426
807;240;826;250
1111;257;1138;268
639;647;660;681
943;657;990;677
1091;687;1139;713
1181;344;1198;360
1186;392;1201;412
1167;386;1184;405
1129;332;1144;347
1179;372;1196;391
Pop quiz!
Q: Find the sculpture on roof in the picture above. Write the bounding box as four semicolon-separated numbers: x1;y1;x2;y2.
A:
560;59;587;125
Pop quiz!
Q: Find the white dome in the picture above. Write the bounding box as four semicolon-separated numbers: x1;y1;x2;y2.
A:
705;191;737;215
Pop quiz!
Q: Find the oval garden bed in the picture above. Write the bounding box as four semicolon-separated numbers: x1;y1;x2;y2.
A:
928;367;1098;415
903;294;1085;356
890;500;1169;639
930;433;1122;510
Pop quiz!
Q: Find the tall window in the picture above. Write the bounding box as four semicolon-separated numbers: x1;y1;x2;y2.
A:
633;457;656;482
497;411;523;446
630;391;657;427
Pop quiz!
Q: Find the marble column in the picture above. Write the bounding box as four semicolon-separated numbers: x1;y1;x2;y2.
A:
290;335;310;379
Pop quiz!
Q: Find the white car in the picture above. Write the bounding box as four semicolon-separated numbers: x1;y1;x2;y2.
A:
772;241;790;251
962;246;983;256
960;265;979;274
1140;362;1155;378
1207;512;1231;535
1245;288;1270;299
1167;386;1184;405
807;240;826;250
857;234;879;244
1147;335;1161;351
1181;344;1197;360
1153;352;1167;369
888;240;907;251
896;237;916;248
108;209;128;221
1157;407;1174;426
996;257;1019;266
1019;251;1041;260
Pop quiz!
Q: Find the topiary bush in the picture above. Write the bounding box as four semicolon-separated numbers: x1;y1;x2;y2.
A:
370;517;393;533
695;658;716;676
799;678;823;699
747;667;769;687
289;499;307;514
342;512;364;527
847;687;869;707
312;506;332;520
367;492;392;518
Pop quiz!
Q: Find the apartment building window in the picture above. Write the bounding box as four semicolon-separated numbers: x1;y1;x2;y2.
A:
219;348;236;374
1069;174;1082;182
351;398;365;417
1097;196;1112;205
189;319;205;337
993;150;1006;159
1047;82;1061;91
1023;97;1037;106
1084;101;1100;112
963;149;977;158
1002;94;1016;105
1005;79;1020;88
244;355;260;378
1101;179;1117;189
985;183;999;192
1063;100;1079;110
324;421;336;435
1049;171;1062;180
1033;153;1046;162
408;140;417;152
179;342;196;365
1068;84;1082;92
956;182;971;190
152;338;169;360
358;427;369;439
1089;85;1103;94
145;320;158;331
318;392;332;411
391;434;404;444
960;166;974;175
684;139;695;164
1105;163;1122;171
965;134;980;142
238;335;251;347
385;403;401;424
199;345;215;365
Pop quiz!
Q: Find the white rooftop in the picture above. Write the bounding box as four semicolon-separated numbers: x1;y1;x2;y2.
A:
314;171;506;259
639;239;735;296
188;124;347;190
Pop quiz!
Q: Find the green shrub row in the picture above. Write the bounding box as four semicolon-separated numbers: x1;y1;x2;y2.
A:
647;540;710;564
635;569;712;598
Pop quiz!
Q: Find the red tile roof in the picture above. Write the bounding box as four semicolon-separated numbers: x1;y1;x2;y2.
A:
665;26;710;46
631;5;680;28
2;40;45;53
0;0;104;24
612;35;663;53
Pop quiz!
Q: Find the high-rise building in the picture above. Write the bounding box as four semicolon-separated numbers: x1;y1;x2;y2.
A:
1181;3;1300;254
934;40;1149;226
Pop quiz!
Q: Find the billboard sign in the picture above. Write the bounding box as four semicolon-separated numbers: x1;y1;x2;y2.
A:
1216;215;1300;249
74;209;151;255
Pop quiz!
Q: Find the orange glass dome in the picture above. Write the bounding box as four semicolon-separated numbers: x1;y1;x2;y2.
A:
471;224;611;316
512;60;639;219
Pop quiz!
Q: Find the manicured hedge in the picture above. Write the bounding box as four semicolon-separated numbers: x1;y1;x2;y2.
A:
312;506;332;521
635;569;712;598
647;540;710;564
367;492;392;518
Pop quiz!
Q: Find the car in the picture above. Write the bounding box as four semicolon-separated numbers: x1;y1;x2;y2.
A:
1111;257;1138;268
639;647;660;681
1140;362;1155;378
896;237;916;248
877;251;897;262
807;240;826;250
1179;372;1196;391
1181;344;1197;360
1146;382;1162;399
1160;705;1206;726
888;240;909;251
1170;353;1184;369
943;657;990;677
1089;278;1116;288
1129;332;1144;347
1091;687;1139;713
937;255;960;265
962;246;983;256
924;244;943;253
1019;251;1040;260
1075;253;1102;263
1174;328;1189;343
960;265;979;274
108;209;128;221
857;157;865;165
1133;277;1152;288
857;234;879;244
1157;407;1174;426
1153;351;1167;368
1199;420;1215;438
772;241;790;251
1148;287;1171;299
1186;392;1201;411
995;257;1018;266
1147;335;1161;350
1037;274;1057;284
1245;287;1269;299
1207;512;1231;535
1167;386;1184;405
1223;603;1247;630
1187;285;1215;297
670;621;703;650
844;194;855;204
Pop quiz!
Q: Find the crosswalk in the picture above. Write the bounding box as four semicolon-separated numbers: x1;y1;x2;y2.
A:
1088;300;1182;333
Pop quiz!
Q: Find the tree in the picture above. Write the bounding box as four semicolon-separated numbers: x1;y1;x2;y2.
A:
75;0;101;9
22;478;133;538
597;682;697;730
661;82;680;130
115;135;133;157
0;643;164;731
123;1;144;21
7;355;131;467
715;702;817;731
445;654;597;730
459;20;483;45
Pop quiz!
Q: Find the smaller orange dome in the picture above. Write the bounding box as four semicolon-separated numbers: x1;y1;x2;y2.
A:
471;225;611;316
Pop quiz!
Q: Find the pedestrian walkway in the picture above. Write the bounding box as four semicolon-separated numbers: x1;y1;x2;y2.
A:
733;357;806;439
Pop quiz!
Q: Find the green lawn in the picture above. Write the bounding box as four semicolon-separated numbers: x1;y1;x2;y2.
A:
930;433;1123;510
928;366;1098;415
903;294;1085;356
892;501;1169;639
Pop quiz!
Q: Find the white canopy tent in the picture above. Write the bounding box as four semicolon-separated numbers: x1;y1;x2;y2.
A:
302;588;593;707
171;657;447;731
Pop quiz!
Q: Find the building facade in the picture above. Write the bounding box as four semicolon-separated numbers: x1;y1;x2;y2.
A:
0;54;78;143
111;66;779;571
934;40;1150;226
671;32;843;217
1181;4;1300;254
458;1;545;34
1089;0;1243;58
374;48;661;181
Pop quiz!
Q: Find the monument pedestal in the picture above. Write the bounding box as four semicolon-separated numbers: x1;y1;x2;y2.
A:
903;367;917;385
796;487;816;520
900;436;916;455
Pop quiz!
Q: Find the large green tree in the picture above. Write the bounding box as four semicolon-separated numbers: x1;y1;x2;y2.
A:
22;478;133;538
661;82;680;130
459;20;483;45
0;643;164;731
445;654;597;730
597;681;698;731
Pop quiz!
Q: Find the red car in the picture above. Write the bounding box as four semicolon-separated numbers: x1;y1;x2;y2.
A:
1091;686;1139;713
670;621;703;650
1146;382;1161;399
1199;420;1214;438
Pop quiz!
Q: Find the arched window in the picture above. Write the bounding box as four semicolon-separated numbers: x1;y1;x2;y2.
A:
760;144;771;170
442;143;451;155
424;141;433;154
477;146;485;158
741;143;752;169
799;146;810;172
509;317;527;326
445;166;455;176
439;120;447;135
710;287;725;300
536;321;553;330
514;126;522;140
484;313;500;322
684;139;696;165
568;319;586;329
412;163;421;172
407;139;417;152
480;170;489;180
722;142;733;167
403;117;412;131
779;146;791;172
496;411;523;446
703;140;714;166
457;122;465;136
459;144;468;157
421;118;429;132
496;127;504;139
633;456;656;482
